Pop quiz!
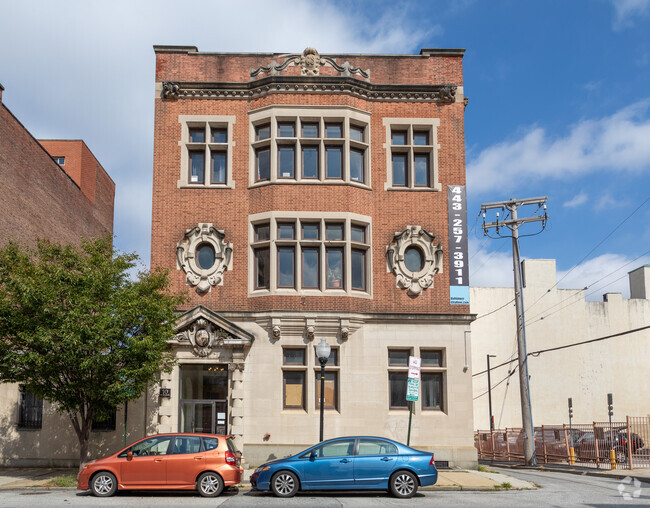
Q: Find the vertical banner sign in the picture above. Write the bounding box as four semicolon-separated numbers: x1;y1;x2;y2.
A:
448;185;469;305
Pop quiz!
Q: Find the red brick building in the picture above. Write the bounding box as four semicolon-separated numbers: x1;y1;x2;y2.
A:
0;84;116;466
0;86;114;247
151;47;476;467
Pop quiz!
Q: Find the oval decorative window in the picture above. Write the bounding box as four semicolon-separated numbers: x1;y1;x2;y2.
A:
386;225;443;297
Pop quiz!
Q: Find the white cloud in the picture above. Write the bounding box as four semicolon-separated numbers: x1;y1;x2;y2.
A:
0;0;433;265
563;192;588;208
468;238;514;287
466;100;650;194
595;192;629;210
612;0;650;29
556;253;650;300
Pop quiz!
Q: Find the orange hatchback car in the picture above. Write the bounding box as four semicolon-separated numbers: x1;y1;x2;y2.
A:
77;433;242;497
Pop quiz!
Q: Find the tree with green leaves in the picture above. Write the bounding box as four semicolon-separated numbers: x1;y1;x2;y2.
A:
0;236;186;467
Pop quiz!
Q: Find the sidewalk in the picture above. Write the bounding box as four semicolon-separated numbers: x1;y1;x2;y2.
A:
483;460;650;484
0;468;77;489
0;467;535;491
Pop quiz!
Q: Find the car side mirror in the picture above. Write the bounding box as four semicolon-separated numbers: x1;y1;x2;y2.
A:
310;451;317;460
126;451;133;461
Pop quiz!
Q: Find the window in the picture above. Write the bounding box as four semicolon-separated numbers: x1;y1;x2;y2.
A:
250;214;371;296
388;348;445;411
171;436;202;454
389;372;408;409
420;349;444;411
358;439;397;455
314;347;339;410
315;371;338;410
421;372;443;410
18;386;42;430
52;156;65;165
306;439;355;458
179;116;236;188
283;348;306;410
130;436;172;457
383;118;440;191
249;107;370;186
92;410;117;432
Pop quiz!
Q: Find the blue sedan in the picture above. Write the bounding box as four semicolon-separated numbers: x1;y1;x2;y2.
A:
250;436;437;498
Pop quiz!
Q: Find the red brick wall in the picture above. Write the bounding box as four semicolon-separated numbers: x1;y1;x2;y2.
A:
0;104;115;248
152;49;468;315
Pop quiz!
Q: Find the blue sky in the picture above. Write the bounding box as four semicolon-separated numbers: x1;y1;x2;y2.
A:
1;0;648;299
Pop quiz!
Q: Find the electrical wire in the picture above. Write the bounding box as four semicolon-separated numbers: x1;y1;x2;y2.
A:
473;364;518;400
523;197;650;315
473;298;516;322
472;324;650;378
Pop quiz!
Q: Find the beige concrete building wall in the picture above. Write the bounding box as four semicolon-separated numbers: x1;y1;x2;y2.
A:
0;384;156;467
471;259;650;431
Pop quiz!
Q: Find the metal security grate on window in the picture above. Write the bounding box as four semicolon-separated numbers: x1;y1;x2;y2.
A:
18;386;43;430
92;410;117;432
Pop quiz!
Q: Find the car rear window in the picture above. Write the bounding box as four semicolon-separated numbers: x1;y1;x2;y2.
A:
203;437;218;451
226;437;240;454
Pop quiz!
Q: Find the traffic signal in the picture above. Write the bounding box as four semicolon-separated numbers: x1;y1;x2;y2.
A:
568;397;573;419
607;393;613;417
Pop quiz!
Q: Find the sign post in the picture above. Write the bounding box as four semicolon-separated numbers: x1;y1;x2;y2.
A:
406;356;421;446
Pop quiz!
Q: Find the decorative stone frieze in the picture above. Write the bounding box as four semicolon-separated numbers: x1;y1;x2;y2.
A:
386;225;443;297
176;223;233;294
250;47;370;80
160;80;458;103
305;318;316;341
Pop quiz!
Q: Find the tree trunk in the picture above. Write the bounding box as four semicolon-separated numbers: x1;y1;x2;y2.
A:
68;409;93;471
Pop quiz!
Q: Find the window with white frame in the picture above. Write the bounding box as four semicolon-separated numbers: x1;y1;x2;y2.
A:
249;213;371;296
178;115;236;188
249;107;371;187
383;118;441;191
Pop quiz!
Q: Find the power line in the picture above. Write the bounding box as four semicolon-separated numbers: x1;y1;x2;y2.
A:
523;197;650;314
473;364;518;400
473;298;516;322
526;248;650;323
472;324;650;377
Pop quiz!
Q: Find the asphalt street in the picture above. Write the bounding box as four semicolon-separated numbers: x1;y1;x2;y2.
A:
0;468;648;507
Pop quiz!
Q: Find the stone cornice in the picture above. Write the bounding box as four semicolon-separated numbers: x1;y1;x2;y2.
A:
184;309;475;324
160;77;458;103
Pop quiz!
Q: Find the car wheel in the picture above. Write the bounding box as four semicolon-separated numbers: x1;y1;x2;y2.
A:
197;472;224;497
390;470;418;498
615;448;627;464
90;472;117;497
271;471;299;498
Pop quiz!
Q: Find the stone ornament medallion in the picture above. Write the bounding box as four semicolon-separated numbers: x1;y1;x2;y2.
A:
177;223;233;294
386;225;443;297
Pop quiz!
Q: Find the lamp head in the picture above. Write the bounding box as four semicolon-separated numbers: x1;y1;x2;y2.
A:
316;337;331;362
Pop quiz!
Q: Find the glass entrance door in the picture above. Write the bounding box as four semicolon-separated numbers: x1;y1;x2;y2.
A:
179;365;228;435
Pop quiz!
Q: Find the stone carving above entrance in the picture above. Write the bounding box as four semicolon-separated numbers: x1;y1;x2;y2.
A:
176;223;233;294
386;225;443;297
250;47;370;81
173;306;254;358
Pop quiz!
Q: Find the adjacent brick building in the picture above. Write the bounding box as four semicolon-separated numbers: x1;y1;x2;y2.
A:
146;46;476;468
0;86;114;247
0;84;115;466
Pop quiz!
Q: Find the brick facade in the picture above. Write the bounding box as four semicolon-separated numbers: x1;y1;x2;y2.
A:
0;94;115;247
152;48;468;316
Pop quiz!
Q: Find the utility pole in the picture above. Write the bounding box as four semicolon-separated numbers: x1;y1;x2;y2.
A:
487;354;496;431
481;196;547;466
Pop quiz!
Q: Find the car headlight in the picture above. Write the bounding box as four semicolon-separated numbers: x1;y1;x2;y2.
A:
255;465;270;473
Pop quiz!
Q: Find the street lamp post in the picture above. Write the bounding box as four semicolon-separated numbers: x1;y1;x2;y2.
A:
487;354;496;431
316;338;331;442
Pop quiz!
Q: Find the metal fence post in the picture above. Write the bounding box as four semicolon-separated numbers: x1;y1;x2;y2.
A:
506;428;511;461
627;416;634;470
542;425;547;463
477;431;482;459
593;422;600;469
